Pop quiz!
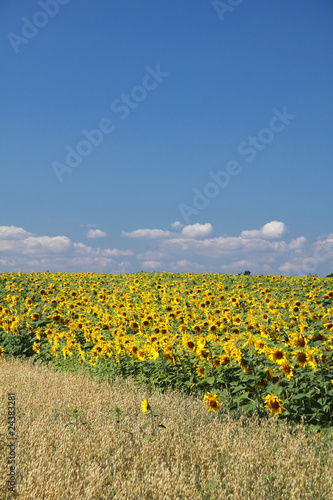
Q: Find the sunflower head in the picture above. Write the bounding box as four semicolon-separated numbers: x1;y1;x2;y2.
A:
220;354;231;365
270;348;286;364
263;394;284;416
293;350;307;367
32;342;40;354
197;366;205;377
279;361;294;380
204;392;221;412
197;348;209;360
186;339;196;351
141;398;150;414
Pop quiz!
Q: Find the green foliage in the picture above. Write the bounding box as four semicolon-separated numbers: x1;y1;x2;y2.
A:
1;271;333;433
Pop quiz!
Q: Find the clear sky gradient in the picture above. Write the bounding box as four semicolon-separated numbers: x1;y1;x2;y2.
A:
1;0;332;276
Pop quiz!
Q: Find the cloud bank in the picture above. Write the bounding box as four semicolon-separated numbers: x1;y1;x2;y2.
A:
0;222;332;276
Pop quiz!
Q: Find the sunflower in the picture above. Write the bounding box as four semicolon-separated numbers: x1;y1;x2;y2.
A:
292;334;307;348
147;345;159;360
269;348;287;365
130;345;138;356
279;361;294;380
311;332;325;343
212;358;221;368
49;346;58;357
197;337;206;349
26;322;34;333
105;345;113;357
263;394;284;416
292;350;307;368
137;350;145;361
164;349;176;365
0;346;4;357
197;348;209;360
32;342;40;354
238;357;248;373
141;398;150;414
185;339;196;351
305;349;317;369
197;365;205;377
204;392;221;412
254;338;267;352
220;354;231;365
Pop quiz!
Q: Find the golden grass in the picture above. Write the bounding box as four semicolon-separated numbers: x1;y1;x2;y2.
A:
1;356;333;499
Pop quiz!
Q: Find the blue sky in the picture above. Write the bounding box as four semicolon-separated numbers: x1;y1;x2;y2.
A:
1;0;332;276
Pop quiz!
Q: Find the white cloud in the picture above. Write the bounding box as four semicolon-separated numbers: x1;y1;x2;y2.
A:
170;221;184;229
221;260;256;271
0;225;34;239
169;259;207;271
289;236;307;249
278;234;333;276
0;225;134;273
122;228;173;239
86;229;107;238
102;248;133;257
241;221;287;239
312;234;333;262
0;240;19;253
0;235;72;255
73;242;98;256
181;223;213;238
279;261;295;273
73;243;133;259
141;260;165;270
122;223;212;240
137;250;168;260
0;223;331;276
23;236;72;255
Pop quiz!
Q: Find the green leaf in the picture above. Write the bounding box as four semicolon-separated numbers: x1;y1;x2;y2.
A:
234;392;249;403
231;385;245;393
293;394;306;400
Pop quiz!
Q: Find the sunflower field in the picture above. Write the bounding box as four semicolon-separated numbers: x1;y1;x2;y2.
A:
1;271;333;431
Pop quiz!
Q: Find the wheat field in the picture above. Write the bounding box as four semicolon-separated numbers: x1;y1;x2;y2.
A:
1;355;333;499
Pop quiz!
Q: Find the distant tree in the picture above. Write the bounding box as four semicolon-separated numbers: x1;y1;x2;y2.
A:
243;270;251;275
326;273;333;278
